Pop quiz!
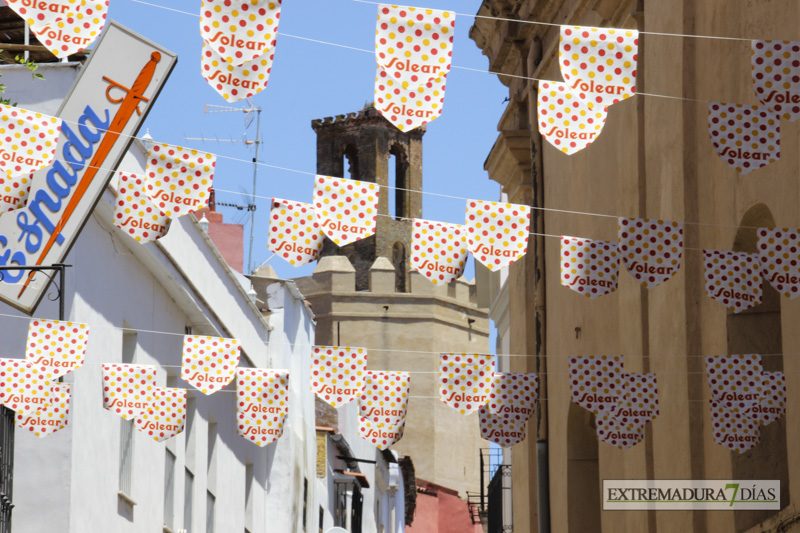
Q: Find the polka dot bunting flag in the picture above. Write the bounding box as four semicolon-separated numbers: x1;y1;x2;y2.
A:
486;372;538;422
703;250;762;313
310;346;367;408
752;371;785;426
438;353;493;415
15;383;70;438
0;104;61;180
568;355;623;415
758;227;800;299
705;355;763;413
313;175;379;246
618;217;683;289
6;0;80;34
707;102;780;175
375;5;454;86
537;80;608;154
594;409;644;450
560;236;619;299
709;399;760;453
558;26;639;109
751;41;800;121
0;360;53;416
201;42;274;103
358;415;405;450
0;172;33;213
34;0;108;58
145;144;216;218
135;387;186;443
181;335;241;395
236;368;289;446
358;371;410;426
410;219;468;285
268;198;325;266
465;200;531;270
478;405;527;448
102;363;158;421
114;172;170;244
615;372;659;428
375;68;447;131
200;0;281;66
25;319;88;381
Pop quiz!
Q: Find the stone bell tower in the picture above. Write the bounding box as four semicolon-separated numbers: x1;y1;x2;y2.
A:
311;104;424;291
298;105;491;499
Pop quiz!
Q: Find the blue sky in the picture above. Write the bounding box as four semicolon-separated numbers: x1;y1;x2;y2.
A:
107;0;507;279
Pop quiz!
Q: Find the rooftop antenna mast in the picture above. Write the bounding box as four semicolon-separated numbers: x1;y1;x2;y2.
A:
185;98;262;274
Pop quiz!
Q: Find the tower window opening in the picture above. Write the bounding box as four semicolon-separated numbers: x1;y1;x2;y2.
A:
389;145;409;220
342;144;359;181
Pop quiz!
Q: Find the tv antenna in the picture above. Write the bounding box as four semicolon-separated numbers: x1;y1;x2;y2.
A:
185;97;263;274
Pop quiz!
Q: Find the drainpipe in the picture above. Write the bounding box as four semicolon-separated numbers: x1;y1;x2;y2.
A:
527;37;550;533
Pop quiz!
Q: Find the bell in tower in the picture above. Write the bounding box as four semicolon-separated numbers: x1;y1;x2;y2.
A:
311;104;424;291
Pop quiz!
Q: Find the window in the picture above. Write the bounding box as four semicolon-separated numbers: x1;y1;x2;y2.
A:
302;478;308;531
392;242;406;293
122;323;137;364
206;491;215;533
0;406;14;532
164;450;176;530
319;506;324;533
207;420;217;491
119;419;134;497
343;144;359;180
184;470;194;533
388;145;409;220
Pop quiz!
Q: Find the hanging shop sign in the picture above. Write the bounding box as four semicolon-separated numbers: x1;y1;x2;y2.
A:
0;22;177;315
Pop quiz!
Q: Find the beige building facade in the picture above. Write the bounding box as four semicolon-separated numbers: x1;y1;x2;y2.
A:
295;108;491;497
471;0;800;532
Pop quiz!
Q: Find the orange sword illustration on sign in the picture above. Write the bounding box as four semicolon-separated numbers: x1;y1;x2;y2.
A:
18;51;162;297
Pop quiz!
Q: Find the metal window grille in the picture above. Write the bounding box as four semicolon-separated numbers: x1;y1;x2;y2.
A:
184;470;194;533
206;491;215;533
0;406;14;533
119;419;134;495
164;449;176;529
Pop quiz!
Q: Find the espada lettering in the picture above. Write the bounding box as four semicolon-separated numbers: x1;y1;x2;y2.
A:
320;218;368;234
30;356;78;368
380;102;434;119
20;0;71;13
119;216;166;233
713;287;756;302
185;371;230;383
476;244;518;258
206;69;261;90
207;31;267;52
578;392;616;404
719;146;772;161
762;90;800;104
570;78;626;96
418;259;459;274
570;276;614;288
628;262;675;276
0;150;42;168
384;57;442;75
446;391;487;404
544;125;598;141
274;240;318;256
769;272;800;285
